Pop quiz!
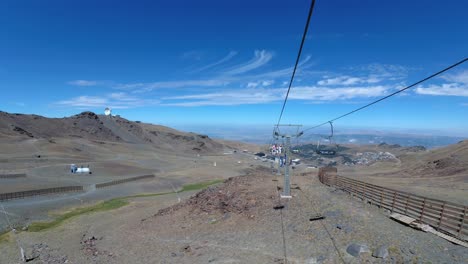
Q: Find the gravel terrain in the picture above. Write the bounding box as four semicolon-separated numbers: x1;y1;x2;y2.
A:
2;166;466;264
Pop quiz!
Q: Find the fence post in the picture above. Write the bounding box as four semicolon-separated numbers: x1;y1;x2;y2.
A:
404;195;410;215
391;192;396;213
457;206;467;239
379;189;383;209
420;198;427;221
437;202;446;231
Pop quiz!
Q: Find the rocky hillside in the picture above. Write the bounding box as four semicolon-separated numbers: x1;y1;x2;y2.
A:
401;140;468;177
0;111;120;141
0;111;223;154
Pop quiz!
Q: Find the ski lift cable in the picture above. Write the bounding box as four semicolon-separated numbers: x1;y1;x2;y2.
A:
302;58;468;134
275;0;317;127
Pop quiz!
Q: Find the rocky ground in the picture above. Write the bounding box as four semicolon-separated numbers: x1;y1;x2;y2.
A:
1;166;466;264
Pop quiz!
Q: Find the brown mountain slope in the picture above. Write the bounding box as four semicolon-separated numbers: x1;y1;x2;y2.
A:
400;140;468;177
0;111;224;154
0;111;120;141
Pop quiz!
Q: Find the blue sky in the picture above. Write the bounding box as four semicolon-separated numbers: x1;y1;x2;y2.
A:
1;0;467;136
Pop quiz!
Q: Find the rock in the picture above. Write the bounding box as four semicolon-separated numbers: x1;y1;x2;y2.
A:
306;256;326;264
25;247;40;261
372;245;389;259
336;224;353;233
346;243;371;257
181;245;191;253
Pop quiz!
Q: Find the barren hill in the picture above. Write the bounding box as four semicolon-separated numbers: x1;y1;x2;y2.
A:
0;111;224;154
400;140;468;177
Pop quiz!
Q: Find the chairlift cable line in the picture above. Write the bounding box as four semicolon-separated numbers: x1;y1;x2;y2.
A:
303;58;468;134
276;0;317;127
270;1;316;260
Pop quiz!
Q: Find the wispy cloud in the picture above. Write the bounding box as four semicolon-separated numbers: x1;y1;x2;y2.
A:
246;80;275;88
192;51;238;73
115;79;229;93
180;50;204;61
441;69;468;84
347;63;411;81
223;50;273;75
415;69;468;97
415;83;468;97
317;75;381;86
68;80;98;86
112;53;315;93
55;93;159;109
162;85;389;106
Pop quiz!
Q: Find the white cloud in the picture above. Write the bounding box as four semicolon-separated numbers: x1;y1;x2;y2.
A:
364;63;409;78
68;80;98;86
248;55;314;80
162;85;389;106
246;80;274;88
289;85;388;101
55;93;159;109
223;50;273;75
193;51;238;72
317;75;381;86
441;70;468;84
415;83;468;97
115;79;229;92
247;82;259;88
163;89;280;106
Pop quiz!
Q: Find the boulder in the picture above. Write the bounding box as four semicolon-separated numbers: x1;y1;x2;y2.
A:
346;243;370;257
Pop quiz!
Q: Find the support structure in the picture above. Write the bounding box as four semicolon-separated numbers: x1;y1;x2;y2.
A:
273;124;303;199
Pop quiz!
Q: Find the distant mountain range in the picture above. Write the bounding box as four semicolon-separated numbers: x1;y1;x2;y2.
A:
172;124;466;149
300;133;465;149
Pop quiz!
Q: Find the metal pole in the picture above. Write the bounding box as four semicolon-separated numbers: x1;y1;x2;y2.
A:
277;155;281;175
281;135;292;198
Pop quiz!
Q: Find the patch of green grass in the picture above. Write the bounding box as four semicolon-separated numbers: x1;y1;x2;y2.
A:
26;179;224;232
178;179;224;192
28;198;128;232
0;230;10;244
125;191;173;199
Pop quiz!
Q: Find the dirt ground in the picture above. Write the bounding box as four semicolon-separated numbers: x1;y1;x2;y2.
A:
1;166;467;264
339;163;468;206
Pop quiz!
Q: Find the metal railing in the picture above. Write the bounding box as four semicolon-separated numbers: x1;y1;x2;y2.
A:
318;167;468;241
0;186;83;201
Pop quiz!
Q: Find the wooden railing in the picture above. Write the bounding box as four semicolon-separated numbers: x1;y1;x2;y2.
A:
95;174;155;189
0;186;83;201
0;173;27;179
318;167;468;241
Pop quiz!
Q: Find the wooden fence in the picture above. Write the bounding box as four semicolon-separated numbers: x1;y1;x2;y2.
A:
318;167;468;242
0;186;83;201
0;173;27;179
96;174;155;189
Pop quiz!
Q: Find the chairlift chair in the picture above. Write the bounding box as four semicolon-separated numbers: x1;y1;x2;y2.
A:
316;121;337;156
